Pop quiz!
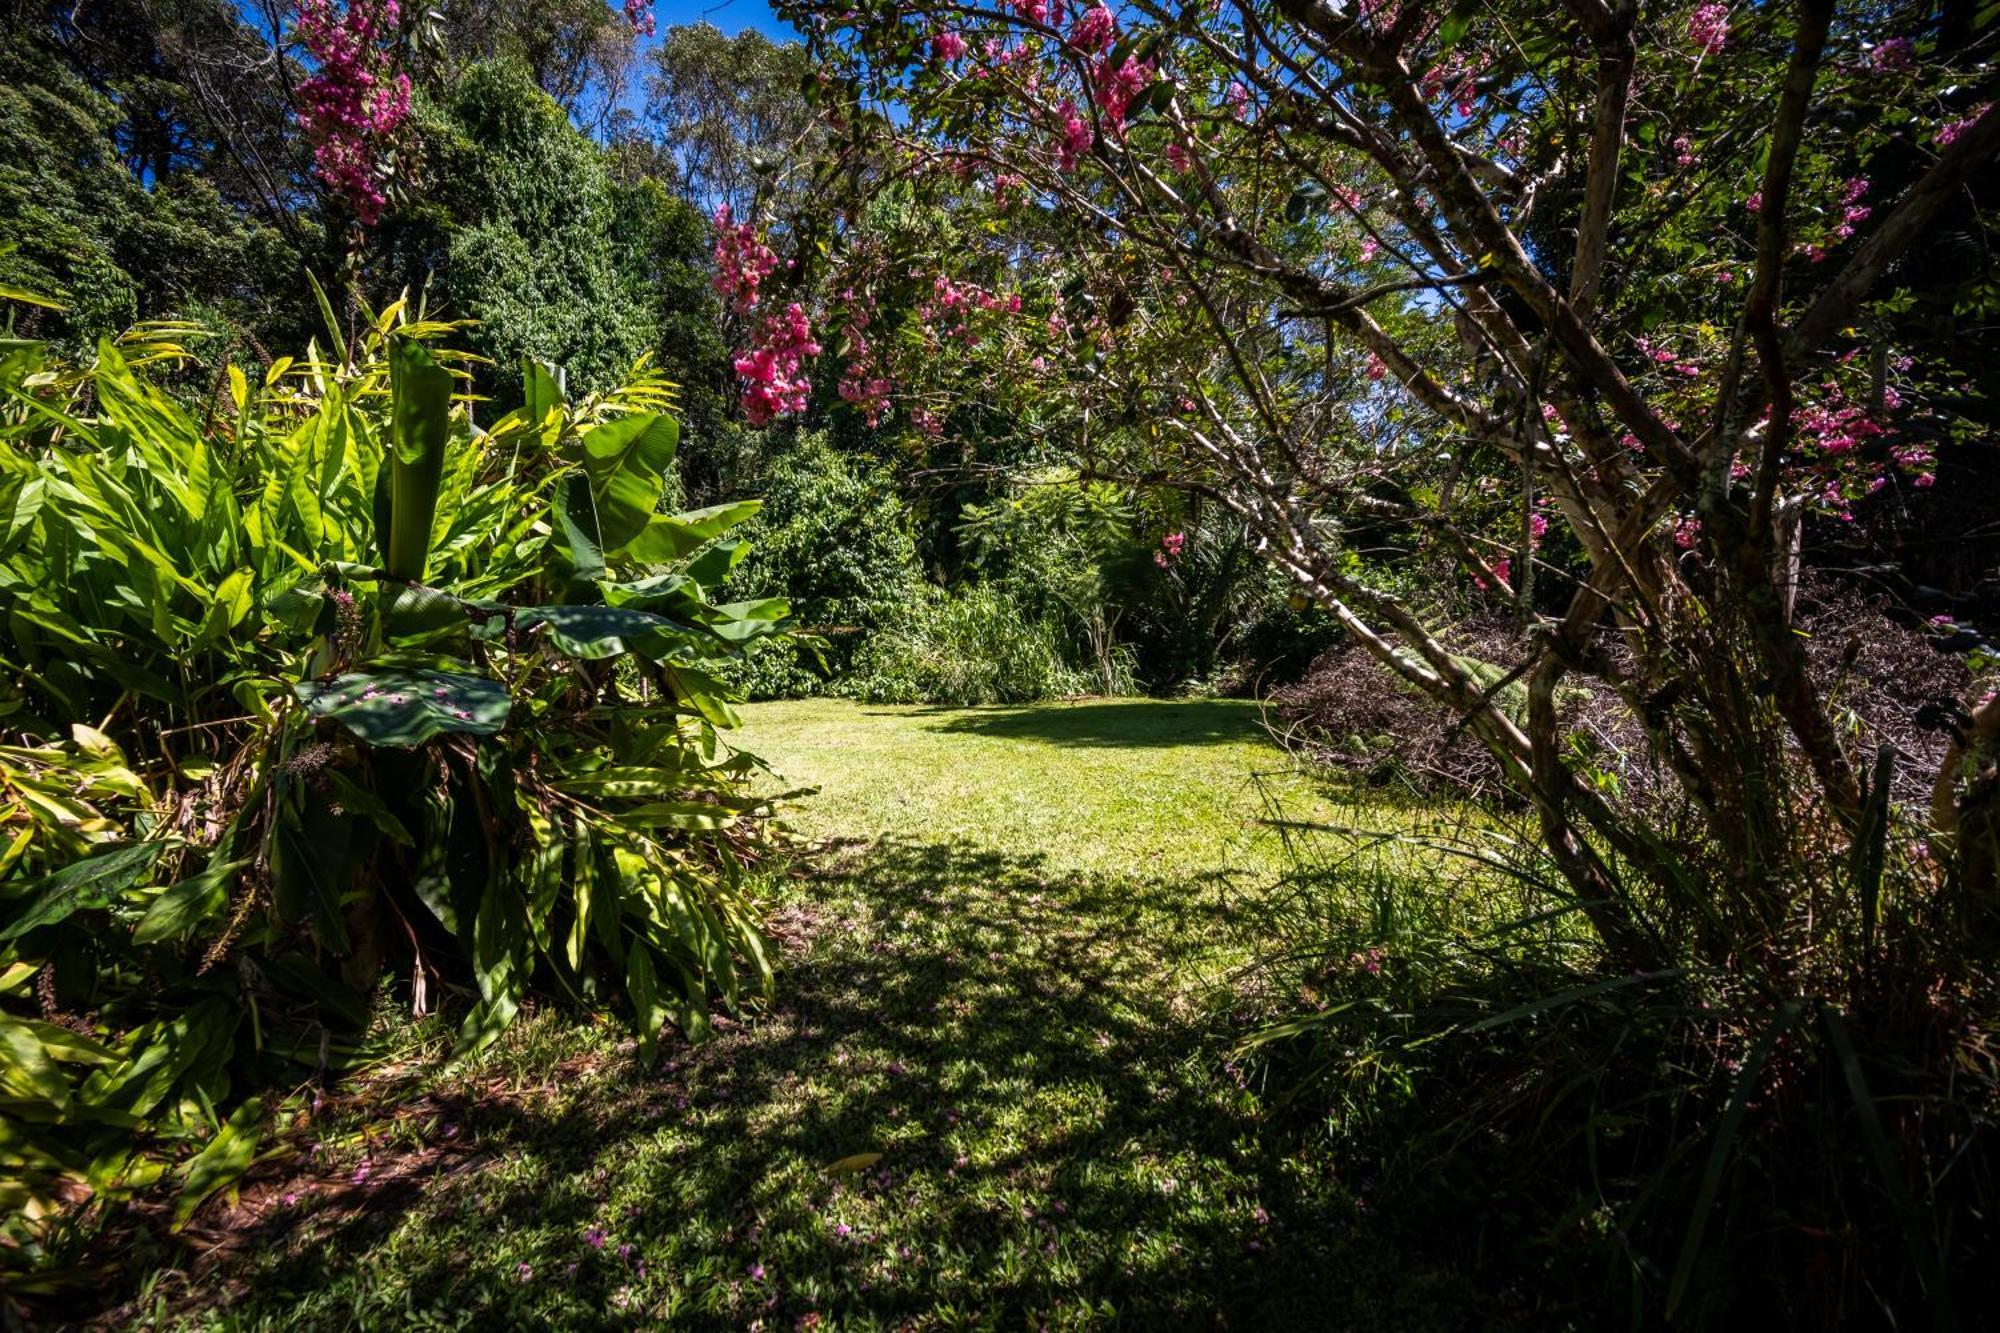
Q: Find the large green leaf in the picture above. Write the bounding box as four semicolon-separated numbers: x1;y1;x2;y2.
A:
579;413;679;553
383;338;454;581
515;604;695;660
172;1096;264;1231
134;857;247;945
295;669;510;747
621;500;762;565
553;472;606;582
1;842;166;940
270;792;354;951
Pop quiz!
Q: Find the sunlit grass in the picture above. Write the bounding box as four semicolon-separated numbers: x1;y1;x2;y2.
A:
130;698;1475;1330
740;696;1392;880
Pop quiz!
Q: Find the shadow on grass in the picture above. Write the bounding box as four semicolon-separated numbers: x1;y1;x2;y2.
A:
915;698;1268;749
165;838;1472;1330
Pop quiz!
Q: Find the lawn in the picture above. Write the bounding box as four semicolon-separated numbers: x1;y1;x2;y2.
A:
117;699;1474;1330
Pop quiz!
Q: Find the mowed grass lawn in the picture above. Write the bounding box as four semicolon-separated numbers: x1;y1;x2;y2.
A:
127;699;1474;1330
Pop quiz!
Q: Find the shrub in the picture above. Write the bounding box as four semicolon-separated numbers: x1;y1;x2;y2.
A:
384;61;658;399
0;312;786;1269
724;433;924;698
846;584;1097;705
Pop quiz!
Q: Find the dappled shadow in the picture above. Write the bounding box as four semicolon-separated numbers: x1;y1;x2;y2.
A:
144;837;1472;1329
917;697;1267;749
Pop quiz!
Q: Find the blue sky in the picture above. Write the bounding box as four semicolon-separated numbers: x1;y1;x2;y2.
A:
651;0;796;43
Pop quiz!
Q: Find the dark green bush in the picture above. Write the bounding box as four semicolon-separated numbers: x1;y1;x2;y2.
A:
724;433;924;698
846;584;1096;705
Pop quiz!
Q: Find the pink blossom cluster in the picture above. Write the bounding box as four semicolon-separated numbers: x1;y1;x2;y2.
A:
932;29;968;63
1012;0;1062;23
1154;530;1186;568
1476;557;1512;593
1092;55;1155;133
1054;98;1093;170
1937;104;1991;148
1868;37;1914;72
1420;53;1479;119
1797;178;1873;263
623;0;655;37
1634;336;1703;380
1165;140;1193;173
734;303;820;426
1688;2;1729;54
1786;378;1935;516
913;272;1022;352
835;295;893;426
293;0;411;225
1068;4;1116;52
712;204;779;313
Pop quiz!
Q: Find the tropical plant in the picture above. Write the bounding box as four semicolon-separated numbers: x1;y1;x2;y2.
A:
959;469;1140;698
0;299;788;1271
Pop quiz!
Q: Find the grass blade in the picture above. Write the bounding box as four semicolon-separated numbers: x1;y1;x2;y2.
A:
1665;997;1802;1318
1822;1007;1957;1332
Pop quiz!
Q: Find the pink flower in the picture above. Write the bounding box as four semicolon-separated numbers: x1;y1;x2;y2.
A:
1163;531;1186;555
1092;56;1154;130
1055;99;1093;170
1688;2;1728;53
1365;352;1387;382
1869;37;1914;72
1165;140;1193;173
1673;516;1702;549
292;0;411;225
1226;81;1249;115
733;302;821;425
711;204;779;313
1358;236;1380;262
622;0;655;37
1068;4;1115;52
1475;558;1511;592
932;30;968;62
1937;104;1991;148
1744;189;1763;214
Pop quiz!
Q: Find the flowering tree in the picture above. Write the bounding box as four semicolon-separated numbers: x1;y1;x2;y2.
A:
292;0;412;224
288;0;663;222
761;0;2000;976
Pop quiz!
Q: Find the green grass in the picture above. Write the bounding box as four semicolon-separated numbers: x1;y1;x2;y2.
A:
117;699;1474;1330
743;697;1348;879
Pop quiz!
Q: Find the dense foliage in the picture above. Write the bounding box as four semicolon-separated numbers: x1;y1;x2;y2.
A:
5;0;1999;1320
0;310;786;1269
747;0;2000;1319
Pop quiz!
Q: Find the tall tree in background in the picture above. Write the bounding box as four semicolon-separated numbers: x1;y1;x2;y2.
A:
0;0;315;346
414;0;643;132
644;22;822;217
